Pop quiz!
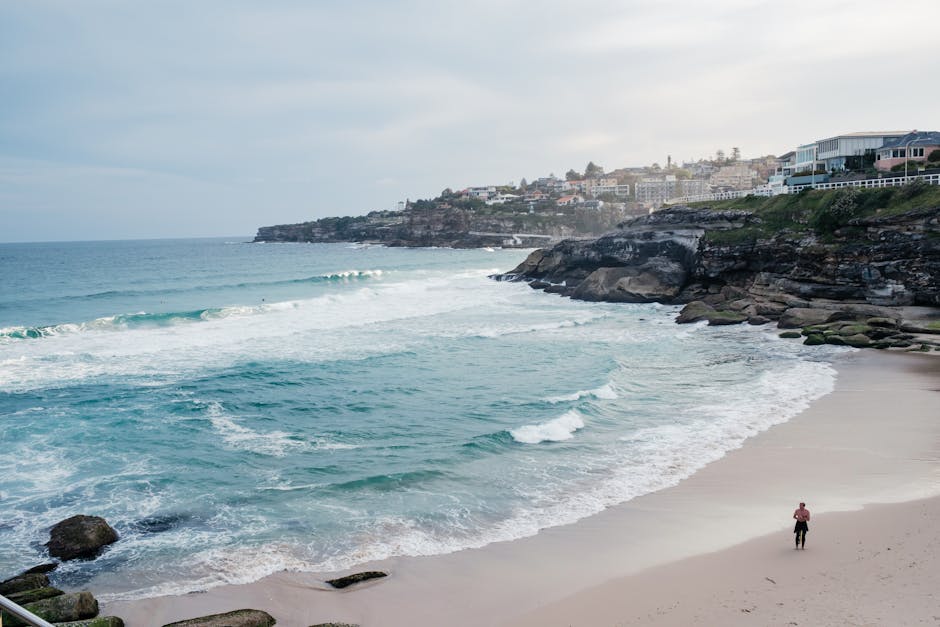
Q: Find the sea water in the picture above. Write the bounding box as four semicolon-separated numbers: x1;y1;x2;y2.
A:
0;238;844;599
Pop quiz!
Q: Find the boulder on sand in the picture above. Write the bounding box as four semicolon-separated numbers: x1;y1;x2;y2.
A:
53;619;125;627
326;571;388;589
46;515;118;560
163;609;276;627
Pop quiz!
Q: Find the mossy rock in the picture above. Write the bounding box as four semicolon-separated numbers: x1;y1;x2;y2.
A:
871;341;892;349
0;572;50;595
803;334;826;346
867;328;901;340
706;311;748;326
833;325;874;337
825;335;847;345
2;592;98;627
6;585;64;605
55;618;125;627
843;333;872;347
866;317;898;328
163;609;275;627
675;300;715;324
779;331;802;339
801;324;831;336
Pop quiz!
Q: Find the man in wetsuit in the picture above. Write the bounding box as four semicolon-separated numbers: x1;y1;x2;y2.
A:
793;502;810;549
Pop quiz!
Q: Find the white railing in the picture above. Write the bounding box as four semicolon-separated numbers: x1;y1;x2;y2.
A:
0;593;57;627
664;173;940;205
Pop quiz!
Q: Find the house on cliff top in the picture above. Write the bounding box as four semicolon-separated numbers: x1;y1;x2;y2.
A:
875;131;940;172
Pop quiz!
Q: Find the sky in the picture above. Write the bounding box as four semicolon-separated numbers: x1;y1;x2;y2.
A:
1;0;939;242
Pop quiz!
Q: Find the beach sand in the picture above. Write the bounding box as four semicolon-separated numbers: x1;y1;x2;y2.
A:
104;350;940;626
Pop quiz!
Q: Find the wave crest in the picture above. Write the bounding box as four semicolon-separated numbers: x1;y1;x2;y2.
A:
510;410;584;444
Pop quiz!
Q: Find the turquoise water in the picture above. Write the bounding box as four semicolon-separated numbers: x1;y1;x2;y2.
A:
0;238;842;599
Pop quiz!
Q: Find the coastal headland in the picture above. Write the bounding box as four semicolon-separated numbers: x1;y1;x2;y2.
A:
102;350;940;626
495;185;940;352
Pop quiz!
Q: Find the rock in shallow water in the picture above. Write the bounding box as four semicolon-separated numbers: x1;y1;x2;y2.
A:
46;515;118;560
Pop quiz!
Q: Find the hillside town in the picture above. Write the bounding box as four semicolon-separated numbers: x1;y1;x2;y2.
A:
411;129;940;216
255;129;940;247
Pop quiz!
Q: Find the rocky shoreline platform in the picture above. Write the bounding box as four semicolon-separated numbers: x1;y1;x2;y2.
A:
2;516;314;627
493;185;940;352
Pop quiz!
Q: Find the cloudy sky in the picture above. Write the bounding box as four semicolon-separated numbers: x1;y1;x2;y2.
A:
2;0;938;242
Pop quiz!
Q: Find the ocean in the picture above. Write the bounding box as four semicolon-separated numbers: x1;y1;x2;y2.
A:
0;238;843;600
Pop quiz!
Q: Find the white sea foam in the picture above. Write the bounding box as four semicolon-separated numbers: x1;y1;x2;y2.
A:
0;268;511;392
510;410;585;444
204;401;307;457
321;269;384;280
96;540;316;602
546;383;618;403
71;350;840;604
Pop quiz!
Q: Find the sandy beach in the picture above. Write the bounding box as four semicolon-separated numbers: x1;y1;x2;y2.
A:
103;349;940;626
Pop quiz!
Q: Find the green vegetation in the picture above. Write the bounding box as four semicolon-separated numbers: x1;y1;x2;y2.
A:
890;160;923;172
697;183;940;244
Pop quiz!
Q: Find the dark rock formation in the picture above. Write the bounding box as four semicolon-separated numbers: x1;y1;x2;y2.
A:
325;571;388;589
494;202;940;342
254;203;627;248
0;572;50;595
46;515;118;561
163;610;276;627
571;260;688;303
6;585;64;605
498;206;940;306
19;563;58;575
1;592;98;627
55;618;125;627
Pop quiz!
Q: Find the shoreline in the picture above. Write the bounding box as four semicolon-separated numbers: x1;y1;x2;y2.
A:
103;350;940;626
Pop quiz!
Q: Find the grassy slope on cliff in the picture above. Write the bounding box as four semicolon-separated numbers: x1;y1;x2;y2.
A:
695;183;940;245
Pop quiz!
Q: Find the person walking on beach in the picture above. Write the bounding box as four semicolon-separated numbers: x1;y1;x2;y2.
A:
793;502;810;549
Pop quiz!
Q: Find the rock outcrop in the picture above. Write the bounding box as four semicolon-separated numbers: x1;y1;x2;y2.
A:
1;564;122;627
1;592;98;627
255;204;627;248
494;200;940;343
163;609;276;627
46;515;119;561
0;572;51;595
55;618;125;627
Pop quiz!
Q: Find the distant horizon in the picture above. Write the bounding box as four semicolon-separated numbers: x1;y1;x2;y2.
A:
0;234;254;245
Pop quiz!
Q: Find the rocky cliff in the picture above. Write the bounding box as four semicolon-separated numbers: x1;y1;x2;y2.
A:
494;187;940;349
254;204;627;248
